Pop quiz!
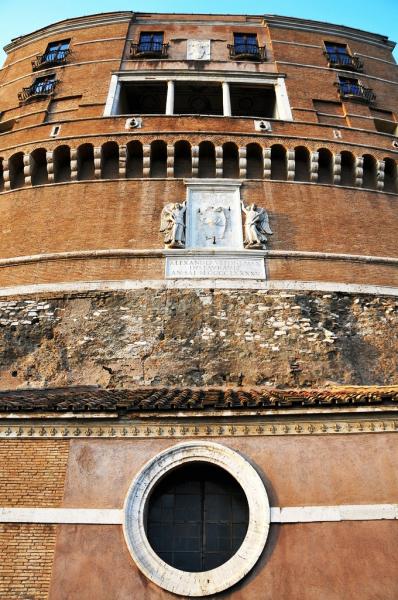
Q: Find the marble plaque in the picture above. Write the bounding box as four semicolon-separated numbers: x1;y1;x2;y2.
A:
185;182;243;250
187;40;211;60
165;253;266;280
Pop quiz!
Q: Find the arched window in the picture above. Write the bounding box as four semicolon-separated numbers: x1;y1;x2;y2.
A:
174;141;192;177
198;141;216;178
271;144;287;180
101;141;119;179
222;142;239;178
384;158;398;193
150;141;167;178
77;144;95;180
0;158;4;192
246;143;263;179
31;148;48;186
9;152;25;189
294;146;310;182
340;151;355;186
126;141;143;178
362;154;378;190
317;148;333;184
53;145;71;183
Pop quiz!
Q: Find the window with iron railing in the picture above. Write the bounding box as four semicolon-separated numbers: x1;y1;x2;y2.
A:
324;42;362;71
32;40;70;71
18;75;58;103
130;32;168;58
336;77;375;104
228;33;266;61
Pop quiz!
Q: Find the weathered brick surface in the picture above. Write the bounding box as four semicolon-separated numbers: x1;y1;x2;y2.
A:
0;440;69;506
0;289;395;389
0;523;57;600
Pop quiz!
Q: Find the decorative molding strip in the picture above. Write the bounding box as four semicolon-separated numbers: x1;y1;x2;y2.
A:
1;503;397;525
0;417;397;438
0;248;396;270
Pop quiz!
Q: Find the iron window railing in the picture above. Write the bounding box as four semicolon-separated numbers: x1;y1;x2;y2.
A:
325;51;363;71
228;43;266;61
336;81;376;103
18;78;58;103
32;49;70;71
130;42;169;58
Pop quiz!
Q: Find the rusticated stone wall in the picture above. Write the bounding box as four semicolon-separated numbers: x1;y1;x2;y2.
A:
0;289;396;389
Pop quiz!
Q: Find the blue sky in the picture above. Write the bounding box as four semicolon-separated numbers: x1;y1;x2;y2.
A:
0;0;397;62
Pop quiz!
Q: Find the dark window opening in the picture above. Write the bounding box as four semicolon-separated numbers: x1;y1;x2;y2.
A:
31;148;48;186
33;40;70;70
101;142;119;179
384;158;398;193
117;82;167;115
174;141;192;177
230;85;276;118
53;146;71;183
362;154;378;189
126;141;143;178
198;142;216;178
271;144;287;180
9;153;25;189
77;144;95;181
0;158;4;192
146;462;249;572
318;148;333;184
174;82;223;116
229;33;266;60
246;143;263;179
340;151;355;186
131;32;167;58
150;141;167;177
222;143;239;178
374;119;397;135
324;42;362;70
19;75;57;103
337;77;375;104
294;146;310;182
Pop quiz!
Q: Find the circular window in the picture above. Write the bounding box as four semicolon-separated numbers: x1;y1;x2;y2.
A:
146;462;249;572
123;442;270;597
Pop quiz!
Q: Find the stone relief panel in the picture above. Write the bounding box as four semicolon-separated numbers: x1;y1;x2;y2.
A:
186;39;211;60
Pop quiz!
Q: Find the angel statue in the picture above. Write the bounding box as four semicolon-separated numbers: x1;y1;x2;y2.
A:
160;201;187;248
241;202;272;248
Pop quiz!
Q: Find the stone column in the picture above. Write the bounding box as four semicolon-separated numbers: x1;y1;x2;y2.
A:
166;80;175;116
333;154;341;185
192;146;199;177
23;153;32;186
222;82;231;117
377;160;385;191
94;147;101;179
239;147;247;179
167;145;174;177
263;148;272;179
2;159;10;190
287;150;295;181
70;149;78;181
143;144;151;177
355;156;364;187
215;146;223;177
310;151;319;183
119;145;127;178
46;151;54;183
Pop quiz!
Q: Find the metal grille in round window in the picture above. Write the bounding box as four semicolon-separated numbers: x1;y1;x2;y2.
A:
123;442;270;596
146;462;249;572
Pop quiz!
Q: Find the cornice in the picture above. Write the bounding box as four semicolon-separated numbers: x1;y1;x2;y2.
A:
264;15;396;51
3;12;133;54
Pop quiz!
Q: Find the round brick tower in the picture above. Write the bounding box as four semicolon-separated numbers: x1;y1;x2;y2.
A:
0;12;397;600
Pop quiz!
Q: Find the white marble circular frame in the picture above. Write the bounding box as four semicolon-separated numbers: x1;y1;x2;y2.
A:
123;441;270;597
